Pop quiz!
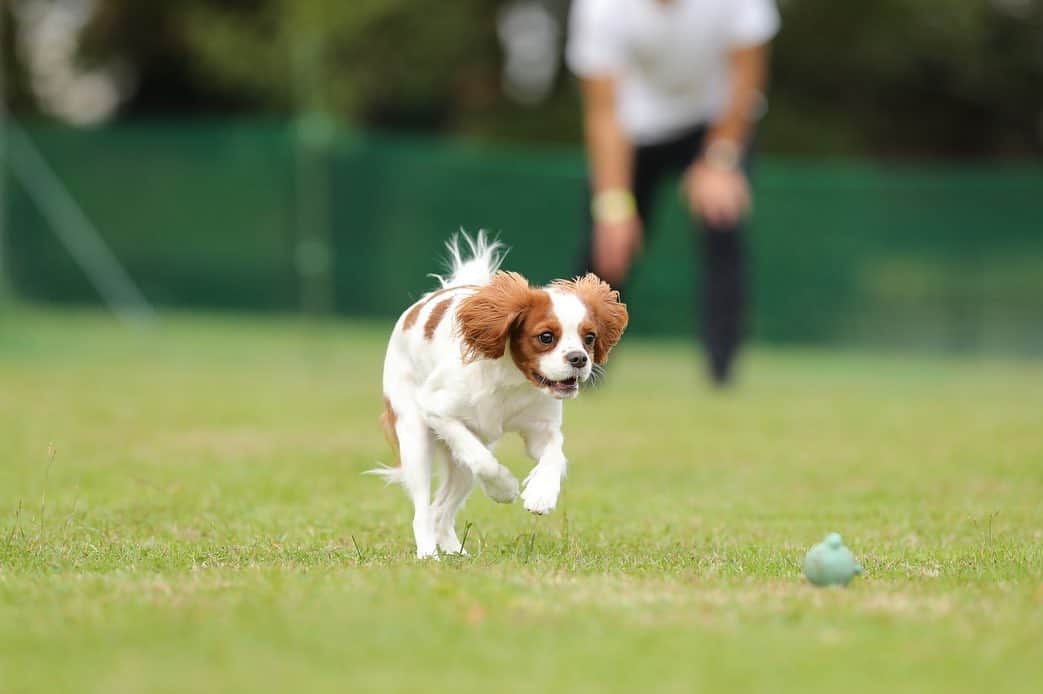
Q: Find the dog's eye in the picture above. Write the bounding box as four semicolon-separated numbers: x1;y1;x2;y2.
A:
537;331;555;345
584;332;596;346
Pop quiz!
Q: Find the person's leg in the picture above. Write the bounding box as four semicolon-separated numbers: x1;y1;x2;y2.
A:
698;221;746;385
627;127;748;385
684;127;752;386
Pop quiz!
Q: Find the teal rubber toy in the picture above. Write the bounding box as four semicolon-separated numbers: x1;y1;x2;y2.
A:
803;533;863;587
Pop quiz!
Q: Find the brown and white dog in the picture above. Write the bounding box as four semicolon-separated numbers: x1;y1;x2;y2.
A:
368;233;628;558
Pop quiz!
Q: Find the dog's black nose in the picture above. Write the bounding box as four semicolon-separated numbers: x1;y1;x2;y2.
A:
566;350;588;368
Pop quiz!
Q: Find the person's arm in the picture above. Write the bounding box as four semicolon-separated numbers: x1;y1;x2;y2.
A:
581;76;632;194
580;75;642;285
706;42;769;155
686;42;771;228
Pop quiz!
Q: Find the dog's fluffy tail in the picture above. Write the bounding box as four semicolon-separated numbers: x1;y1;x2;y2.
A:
430;230;506;288
362;463;404;486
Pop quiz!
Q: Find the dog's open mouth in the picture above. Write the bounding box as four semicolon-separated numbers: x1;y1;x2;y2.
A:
532;372;579;396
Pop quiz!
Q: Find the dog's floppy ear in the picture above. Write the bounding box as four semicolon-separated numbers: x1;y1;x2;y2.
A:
458;271;534;362
563;273;628;364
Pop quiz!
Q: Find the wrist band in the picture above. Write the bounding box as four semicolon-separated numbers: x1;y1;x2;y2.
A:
592;188;636;223
702;139;742;171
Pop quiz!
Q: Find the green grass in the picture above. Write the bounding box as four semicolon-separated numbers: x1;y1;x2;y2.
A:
1;307;1041;693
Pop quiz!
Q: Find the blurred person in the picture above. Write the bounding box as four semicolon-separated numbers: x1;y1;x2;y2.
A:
567;0;779;385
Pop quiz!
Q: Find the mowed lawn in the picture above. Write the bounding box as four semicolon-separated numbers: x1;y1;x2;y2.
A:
1;307;1041;693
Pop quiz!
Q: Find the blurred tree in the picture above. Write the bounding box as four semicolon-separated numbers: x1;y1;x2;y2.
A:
79;0;504;129
75;0;258;114
1;4;37;115
14;0;1041;157
766;0;1043;156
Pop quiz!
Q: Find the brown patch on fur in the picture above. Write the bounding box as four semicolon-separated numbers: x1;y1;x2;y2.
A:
578;317;599;362
402;285;476;332
380;397;399;463
402;302;423;331
551;273;628;363
424;298;453;339
508;290;559;387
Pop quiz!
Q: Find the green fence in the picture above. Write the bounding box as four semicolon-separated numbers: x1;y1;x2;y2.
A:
3;120;1042;352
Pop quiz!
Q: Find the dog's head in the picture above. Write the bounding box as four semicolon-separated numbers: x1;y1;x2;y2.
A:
458;272;628;399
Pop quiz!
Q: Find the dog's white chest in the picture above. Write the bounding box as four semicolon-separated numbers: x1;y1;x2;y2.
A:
463;387;545;445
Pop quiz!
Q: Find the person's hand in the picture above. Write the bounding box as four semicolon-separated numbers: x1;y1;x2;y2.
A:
684;163;751;229
592;217;642;286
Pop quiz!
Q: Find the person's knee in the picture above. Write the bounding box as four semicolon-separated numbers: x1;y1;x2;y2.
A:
700;227;744;265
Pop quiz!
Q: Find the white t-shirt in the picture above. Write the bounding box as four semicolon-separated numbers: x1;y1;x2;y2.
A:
567;0;780;144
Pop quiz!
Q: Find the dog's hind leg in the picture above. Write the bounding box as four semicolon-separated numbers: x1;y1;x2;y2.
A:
432;442;475;555
396;410;438;559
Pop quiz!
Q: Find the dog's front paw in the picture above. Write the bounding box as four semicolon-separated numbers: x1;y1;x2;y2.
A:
478;466;519;504
521;471;560;515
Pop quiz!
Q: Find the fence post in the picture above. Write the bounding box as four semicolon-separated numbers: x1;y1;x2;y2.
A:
290;26;335;316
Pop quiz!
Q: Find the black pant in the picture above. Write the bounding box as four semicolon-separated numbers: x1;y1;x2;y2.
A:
578;125;748;384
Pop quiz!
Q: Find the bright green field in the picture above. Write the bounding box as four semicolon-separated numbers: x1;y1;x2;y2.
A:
1;307;1041;693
